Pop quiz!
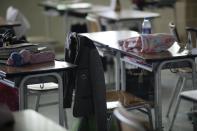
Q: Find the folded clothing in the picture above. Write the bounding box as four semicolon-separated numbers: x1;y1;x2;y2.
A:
7;49;55;66
119;33;175;53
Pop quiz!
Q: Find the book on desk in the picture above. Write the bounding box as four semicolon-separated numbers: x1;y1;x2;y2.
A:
0;43;38;60
0;43;51;65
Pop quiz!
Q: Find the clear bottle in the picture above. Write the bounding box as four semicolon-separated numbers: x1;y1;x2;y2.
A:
142;18;151;34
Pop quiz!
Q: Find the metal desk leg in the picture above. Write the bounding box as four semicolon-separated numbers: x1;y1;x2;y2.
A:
115;52;121;90
154;58;196;131
120;59;126;91
18;72;68;128
154;64;162;131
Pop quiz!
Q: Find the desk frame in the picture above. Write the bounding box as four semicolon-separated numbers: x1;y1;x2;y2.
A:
0;61;76;129
121;58;196;131
18;72;67;128
80;30;197;131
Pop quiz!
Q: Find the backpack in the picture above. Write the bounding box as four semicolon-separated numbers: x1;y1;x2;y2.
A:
0;82;19;111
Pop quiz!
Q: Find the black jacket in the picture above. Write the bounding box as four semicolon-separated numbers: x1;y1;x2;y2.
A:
64;33;107;131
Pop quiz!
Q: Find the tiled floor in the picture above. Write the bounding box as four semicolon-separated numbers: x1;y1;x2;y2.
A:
28;69;195;131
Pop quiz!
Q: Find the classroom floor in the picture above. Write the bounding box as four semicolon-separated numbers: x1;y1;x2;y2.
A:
28;69;194;131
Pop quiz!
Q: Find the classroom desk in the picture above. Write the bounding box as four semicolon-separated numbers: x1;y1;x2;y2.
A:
39;1;110;17
81;30;140;90
96;9;159;30
80;30;197;131
39;1;110;38
0;60;76;128
12;110;68;131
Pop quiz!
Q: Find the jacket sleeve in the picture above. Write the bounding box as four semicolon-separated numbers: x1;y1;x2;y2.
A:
89;48;107;131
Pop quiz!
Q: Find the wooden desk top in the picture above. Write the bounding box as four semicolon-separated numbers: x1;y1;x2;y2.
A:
67;5;111;18
0;22;20;28
0;60;76;78
96;9;160;22
39;1;110;17
0;17;20;28
12;110;67;131
80;31;197;62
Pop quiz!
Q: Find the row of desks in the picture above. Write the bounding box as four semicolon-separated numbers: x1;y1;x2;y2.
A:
0;60;76;129
0;30;197;131
39;1;160;33
80;30;197;131
0;2;193;131
39;1;160;21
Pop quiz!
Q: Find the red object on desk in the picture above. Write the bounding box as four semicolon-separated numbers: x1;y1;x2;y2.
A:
0;83;18;111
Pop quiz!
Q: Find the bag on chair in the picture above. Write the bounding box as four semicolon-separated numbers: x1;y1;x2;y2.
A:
0;82;18;111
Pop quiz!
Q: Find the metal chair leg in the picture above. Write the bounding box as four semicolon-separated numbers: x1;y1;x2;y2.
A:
35;94;41;112
168;96;182;131
166;76;186;117
146;106;154;131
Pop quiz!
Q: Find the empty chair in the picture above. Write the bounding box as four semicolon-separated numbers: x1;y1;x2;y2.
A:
168;21;181;43
86;13;101;32
106;90;153;130
27;82;58;111
113;105;153;131
185;27;197;49
166;22;197;118
168;90;197;131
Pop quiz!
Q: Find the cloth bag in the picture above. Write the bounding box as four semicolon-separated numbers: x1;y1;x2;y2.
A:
0;83;18;111
119;33;175;53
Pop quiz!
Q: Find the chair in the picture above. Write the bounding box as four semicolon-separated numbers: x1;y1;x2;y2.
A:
168;21;181;43
65;33;153;131
113;105;153;131
6;6;59;111
27;82;58;111
168;90;197;131
166;22;197;117
85;16;153;123
86;13;101;32
106;90;154;130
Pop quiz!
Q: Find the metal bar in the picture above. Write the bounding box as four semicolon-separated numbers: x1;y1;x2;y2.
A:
121;57;153;72
120;59;126;91
18;72;67;128
120;57;196;131
0;78;15;87
154;58;196;131
115;52;121;90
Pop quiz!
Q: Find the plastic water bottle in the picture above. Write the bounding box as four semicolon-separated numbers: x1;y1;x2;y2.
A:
142;18;151;34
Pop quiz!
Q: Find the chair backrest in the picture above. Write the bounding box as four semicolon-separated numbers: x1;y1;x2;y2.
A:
168;21;181;43
113;106;149;131
169;21;197;48
185;27;197;48
86;14;101;32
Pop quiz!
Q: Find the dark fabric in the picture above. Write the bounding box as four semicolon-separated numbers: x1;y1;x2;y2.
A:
0;83;19;111
126;69;154;102
64;33;107;131
64;34;78;108
0;27;27;46
70;23;88;33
